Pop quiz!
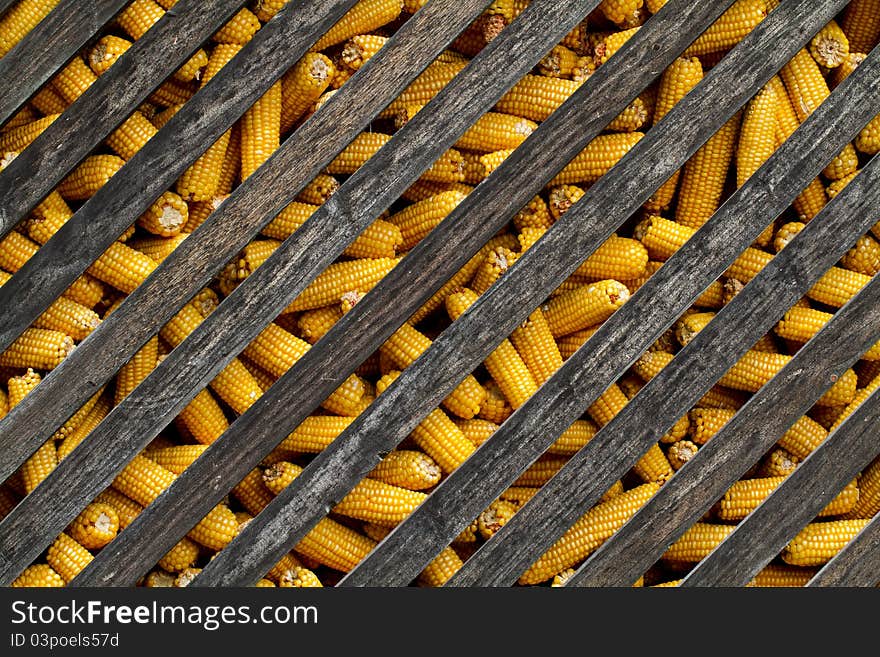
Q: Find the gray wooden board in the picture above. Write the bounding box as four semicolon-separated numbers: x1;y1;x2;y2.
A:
189;0;841;588
0;0;131;127
809;512;880;587
69;0;609;586
571;156;880;585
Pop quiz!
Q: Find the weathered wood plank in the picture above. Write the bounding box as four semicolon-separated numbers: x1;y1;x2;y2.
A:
69;0;605;587
0;0;130;127
0;0;361;484
0;0;355;361
568;159;880;588
809;514;880;587
681;347;880;587
195;0;838;588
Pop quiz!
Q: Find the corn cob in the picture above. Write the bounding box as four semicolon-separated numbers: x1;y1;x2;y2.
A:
68;502;119;549
543;280;629;337
662;523;735;562
810;20;850;68
368;450;441;490
377;371;475;472
293;516;376;572
683;0;767;56
520;483;660;584
509;308;564;386
327;132;464;182
594;27;640;66
381;61;466;117
840;0;880;53
736;81;777;187
46;533;92;583
549;132;643;186
387;190;466;250
847;458;880;520
0;0;59;56
312;0;402;51
241;80;281;181
717;477;858;521
11;564;65;588
782;520;870;566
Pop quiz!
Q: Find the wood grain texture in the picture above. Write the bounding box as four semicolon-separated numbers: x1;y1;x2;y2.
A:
196;0;833;588
682;354;880;586
0;0;349;361
0;0;361;487
335;0;853;588
0;0;245;234
0;0;130;127
71;0;601;588
809;514;880;587
570;154;880;588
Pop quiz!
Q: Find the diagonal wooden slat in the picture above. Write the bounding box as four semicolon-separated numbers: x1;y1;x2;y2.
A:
70;0;611;587
336;0;856;588
809;513;880;587
569;157;880;587
198;0;837;588
0;0;131;127
0;0;357;361
0;0;368;482
682;350;880;587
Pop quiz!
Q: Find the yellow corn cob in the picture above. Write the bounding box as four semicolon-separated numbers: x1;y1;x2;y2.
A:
3;105;36;131
341;34;387;70
377;371;475;472
715;350;856;406
447;289;537;408
0;328;73;370
782;520;870;566
417;547;464;587
549;132;643;186
409;234;518;324
575;236;649;281
509;308;564;386
520;483;660;584
30;86;67;116
667;439;698;470
0;272;98;341
822;142;859;181
381;323;485;418
545;419;598;456
46;533;93;583
684;0;767;56
831;51;866;88
808;265;871;308
57;154;124;200
368;450;442;490
149;445;208;475
129;234;187;263
381;61;466;117
543;280;630;337
556;327;598;360
856;114;880;155
717;477;858;521
781;48;830;122
841;0;880;53
86;241;156;294
241;80;281;181
213;7;260;44
470;246;517;294
760;447;799;477
157;537;200;574
547;185;584;220
231;469;273;515
297;306;342;344
175;388;229;445
453;418;498;448
778;306;880;360
478;148;513;176
810;20;849;68
736;81;777;188
136;191;188;237
746;564;815;587
68;502;119;549
538;44;580;78
312;0;402;51
253;0;289;21
676;112;739;228
494;75;580;122
113;455;238;550
662;522;735;562
847;458;880;519
276;415;352;453
87;35;131;76
327;132;464;182
599;0;643;25
514;456;567;487
297;173;339;205
11;564;65;588
594;27;640;66
478;380;512;423
176;44;241;200
0;0;60;56
294;516;376;572
276;567;322;587
56;396;111;461
0;113;58;152
387;190;466;250
476;499;518;540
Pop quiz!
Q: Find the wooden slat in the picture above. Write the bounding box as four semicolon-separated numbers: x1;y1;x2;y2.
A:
809;515;880;587
682;358;880;586
0;0;130;127
335;0;856;588
0;0;246;232
0;0;362;483
70;0;608;587
0;0;354;361
0;1;18;17
199;0;834;588
569;157;880;587
441;50;877;589
2;0;500;587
